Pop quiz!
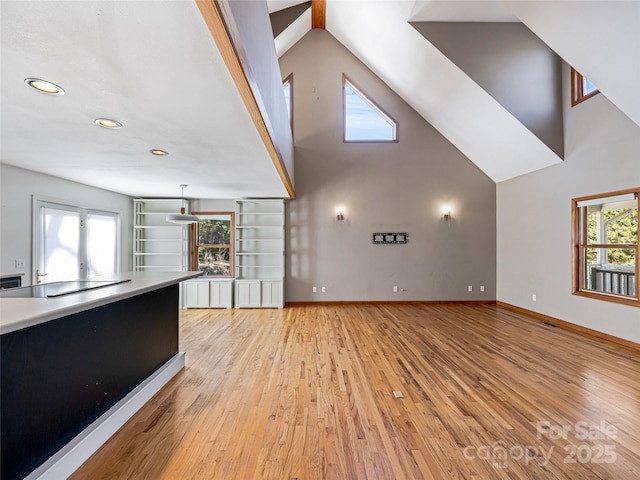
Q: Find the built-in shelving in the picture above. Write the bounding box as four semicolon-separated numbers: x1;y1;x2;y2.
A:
234;200;284;308
133;199;189;273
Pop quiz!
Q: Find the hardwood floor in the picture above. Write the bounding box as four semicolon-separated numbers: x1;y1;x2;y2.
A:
71;304;640;479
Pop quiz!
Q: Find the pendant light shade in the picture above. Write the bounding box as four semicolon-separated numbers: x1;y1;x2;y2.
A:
166;184;198;224
166;212;199;224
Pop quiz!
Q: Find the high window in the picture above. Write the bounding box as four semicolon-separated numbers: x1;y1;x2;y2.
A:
571;67;600;106
572;189;639;306
190;212;233;277
343;75;397;142
283;74;293;134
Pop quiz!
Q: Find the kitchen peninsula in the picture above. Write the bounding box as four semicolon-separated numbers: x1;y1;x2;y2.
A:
0;271;200;480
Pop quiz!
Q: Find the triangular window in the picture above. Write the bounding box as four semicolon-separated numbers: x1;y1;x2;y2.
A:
343;76;397;142
571;67;599;106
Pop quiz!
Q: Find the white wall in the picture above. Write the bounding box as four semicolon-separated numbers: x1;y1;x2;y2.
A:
497;65;640;343
504;0;640;129
224;0;295;186
0;164;133;285
190;199;237;213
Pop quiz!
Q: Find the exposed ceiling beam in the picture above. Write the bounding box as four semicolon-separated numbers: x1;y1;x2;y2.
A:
312;0;326;29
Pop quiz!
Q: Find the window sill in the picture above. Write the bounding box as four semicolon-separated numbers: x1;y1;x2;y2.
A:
572;290;639;308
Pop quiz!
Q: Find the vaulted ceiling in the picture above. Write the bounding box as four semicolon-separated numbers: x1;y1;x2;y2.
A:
271;0;640;182
1;1;638;199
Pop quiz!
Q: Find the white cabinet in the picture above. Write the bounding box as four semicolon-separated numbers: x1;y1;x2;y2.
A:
184;279;233;308
261;280;282;308
133;199;189;272
209;279;233;308
234;200;284;308
184;281;210;308
235;280;261;308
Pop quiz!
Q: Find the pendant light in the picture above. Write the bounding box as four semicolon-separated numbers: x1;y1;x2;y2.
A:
166;184;198;224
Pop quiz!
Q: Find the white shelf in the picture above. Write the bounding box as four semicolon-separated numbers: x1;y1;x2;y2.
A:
236;252;280;256
237;238;281;241
135;239;182;242
133;199;189;275
236;225;281;229
234;200;284;308
134;225;181;229
237;265;280;268
237;212;282;215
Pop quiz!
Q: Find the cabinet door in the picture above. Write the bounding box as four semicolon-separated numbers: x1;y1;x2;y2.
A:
236;281;261;307
185;282;210;308
210;281;233;308
260;281;282;308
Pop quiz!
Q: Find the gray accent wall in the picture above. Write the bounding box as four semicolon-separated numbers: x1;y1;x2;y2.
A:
269;1;311;38
497;64;640;343
412;22;564;159
280;30;496;302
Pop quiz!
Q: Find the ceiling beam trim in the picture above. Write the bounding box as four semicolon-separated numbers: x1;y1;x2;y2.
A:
195;0;295;198
312;0;326;29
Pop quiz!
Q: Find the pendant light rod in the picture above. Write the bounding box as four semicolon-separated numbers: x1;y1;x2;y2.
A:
166;184;198;224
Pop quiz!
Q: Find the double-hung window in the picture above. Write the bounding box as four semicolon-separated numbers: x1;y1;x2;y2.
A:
572;189;639;306
190;212;234;277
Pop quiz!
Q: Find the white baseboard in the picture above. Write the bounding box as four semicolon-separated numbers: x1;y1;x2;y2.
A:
26;353;186;480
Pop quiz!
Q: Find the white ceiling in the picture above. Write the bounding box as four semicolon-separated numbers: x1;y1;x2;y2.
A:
267;0;309;14
410;0;519;22
3;0;638;199
1;0;289;199
272;0;639;182
325;0;562;182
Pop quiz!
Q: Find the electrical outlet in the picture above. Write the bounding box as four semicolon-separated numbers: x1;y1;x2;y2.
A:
480;285;485;292
312;286;317;293
321;286;326;293
393;286;398;293
532;294;537;302
468;285;473;292
15;259;25;269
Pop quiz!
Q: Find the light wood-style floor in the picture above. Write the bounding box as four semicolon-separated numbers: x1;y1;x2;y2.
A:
72;304;640;479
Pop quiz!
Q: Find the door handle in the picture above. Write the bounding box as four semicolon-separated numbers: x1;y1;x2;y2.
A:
36;269;49;284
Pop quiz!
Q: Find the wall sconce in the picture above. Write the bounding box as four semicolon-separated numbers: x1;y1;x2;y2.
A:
336;209;345;221
442;205;453;222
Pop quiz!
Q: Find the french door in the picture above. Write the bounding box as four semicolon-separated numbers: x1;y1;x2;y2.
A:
34;200;119;283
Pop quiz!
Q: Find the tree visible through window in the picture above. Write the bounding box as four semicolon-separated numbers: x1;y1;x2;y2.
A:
191;212;233;277
572;189;639;306
343;75;397;142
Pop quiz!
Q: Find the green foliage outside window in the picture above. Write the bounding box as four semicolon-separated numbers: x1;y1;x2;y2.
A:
586;208;638;265
197;217;232;276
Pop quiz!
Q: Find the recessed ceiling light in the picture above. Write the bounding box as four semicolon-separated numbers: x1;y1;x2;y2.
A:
150;149;169;156
24;78;65;95
95;118;122;129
